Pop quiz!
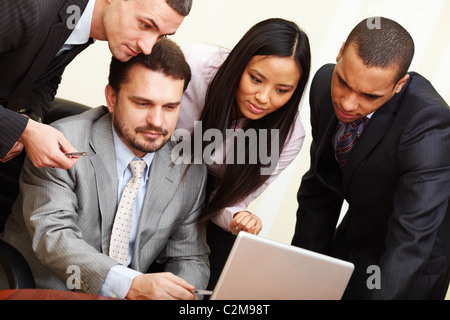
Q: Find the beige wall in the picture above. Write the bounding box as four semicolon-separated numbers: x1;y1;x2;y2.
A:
57;0;450;244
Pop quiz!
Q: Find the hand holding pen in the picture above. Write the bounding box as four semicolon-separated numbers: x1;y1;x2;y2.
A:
65;152;89;159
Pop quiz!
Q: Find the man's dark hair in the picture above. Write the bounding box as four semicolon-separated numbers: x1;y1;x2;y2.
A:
344;17;415;82
108;38;191;92
166;0;193;16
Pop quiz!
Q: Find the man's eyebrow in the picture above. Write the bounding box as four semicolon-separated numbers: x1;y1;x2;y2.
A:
164;101;182;106
337;72;351;89
130;96;181;106
142;17;177;37
144;17;160;32
337;72;382;99
131;96;154;103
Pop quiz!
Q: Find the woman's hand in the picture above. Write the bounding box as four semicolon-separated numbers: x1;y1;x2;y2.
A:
230;211;262;235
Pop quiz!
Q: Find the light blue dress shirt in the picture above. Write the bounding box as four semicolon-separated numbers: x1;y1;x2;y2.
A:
99;127;155;298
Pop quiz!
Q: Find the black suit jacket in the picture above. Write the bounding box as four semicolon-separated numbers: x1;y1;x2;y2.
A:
292;64;450;299
0;0;91;157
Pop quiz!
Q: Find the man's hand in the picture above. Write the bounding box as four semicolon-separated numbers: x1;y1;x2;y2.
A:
126;272;197;300
230;211;263;235
17;118;79;169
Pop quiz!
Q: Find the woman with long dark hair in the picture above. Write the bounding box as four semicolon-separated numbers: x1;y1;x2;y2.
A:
176;18;311;289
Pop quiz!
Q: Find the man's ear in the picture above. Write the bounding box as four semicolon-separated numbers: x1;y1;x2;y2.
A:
394;74;410;94
336;42;346;63
105;84;116;113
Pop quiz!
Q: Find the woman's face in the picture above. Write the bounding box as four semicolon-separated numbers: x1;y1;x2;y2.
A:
235;55;301;120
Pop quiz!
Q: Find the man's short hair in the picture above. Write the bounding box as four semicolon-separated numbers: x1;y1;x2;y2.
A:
344;17;415;82
108;38;191;92
166;0;193;16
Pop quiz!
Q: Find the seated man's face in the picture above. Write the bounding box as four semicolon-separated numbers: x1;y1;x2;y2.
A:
106;63;184;157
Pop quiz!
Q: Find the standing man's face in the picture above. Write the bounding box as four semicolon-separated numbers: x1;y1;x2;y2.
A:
101;0;184;62
331;43;409;123
105;63;184;158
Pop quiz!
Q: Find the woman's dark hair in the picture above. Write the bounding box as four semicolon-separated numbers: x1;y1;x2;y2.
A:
198;18;311;220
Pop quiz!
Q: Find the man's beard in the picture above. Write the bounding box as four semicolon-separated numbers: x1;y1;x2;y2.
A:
112;115;169;154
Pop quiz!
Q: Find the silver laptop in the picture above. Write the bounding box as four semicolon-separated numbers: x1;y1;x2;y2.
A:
210;232;354;300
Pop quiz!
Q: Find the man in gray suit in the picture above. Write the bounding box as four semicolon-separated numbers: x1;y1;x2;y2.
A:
0;0;192;169
1;38;209;300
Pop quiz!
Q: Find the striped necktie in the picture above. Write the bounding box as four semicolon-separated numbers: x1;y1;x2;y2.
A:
109;160;146;266
336;117;368;168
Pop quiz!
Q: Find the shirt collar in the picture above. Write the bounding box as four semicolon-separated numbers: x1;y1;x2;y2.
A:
112;126;154;183
64;0;96;45
338;111;375;126
365;111;375;119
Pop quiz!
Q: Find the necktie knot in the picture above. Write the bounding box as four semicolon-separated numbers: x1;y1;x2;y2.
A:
130;160;146;179
336;117;368;168
344;116;368;133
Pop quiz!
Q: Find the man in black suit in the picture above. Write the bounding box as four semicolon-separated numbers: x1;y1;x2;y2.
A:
292;17;450;299
0;0;192;169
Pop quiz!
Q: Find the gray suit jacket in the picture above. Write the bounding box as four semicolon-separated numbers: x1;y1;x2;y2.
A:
1;107;210;294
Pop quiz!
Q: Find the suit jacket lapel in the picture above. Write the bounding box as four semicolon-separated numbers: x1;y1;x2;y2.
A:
342;92;403;193
315;103;343;197
132;143;183;270
89;111;119;254
12;0;90;96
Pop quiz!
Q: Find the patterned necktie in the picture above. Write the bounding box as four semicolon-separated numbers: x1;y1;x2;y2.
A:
336;117;368;168
109;160;146;266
